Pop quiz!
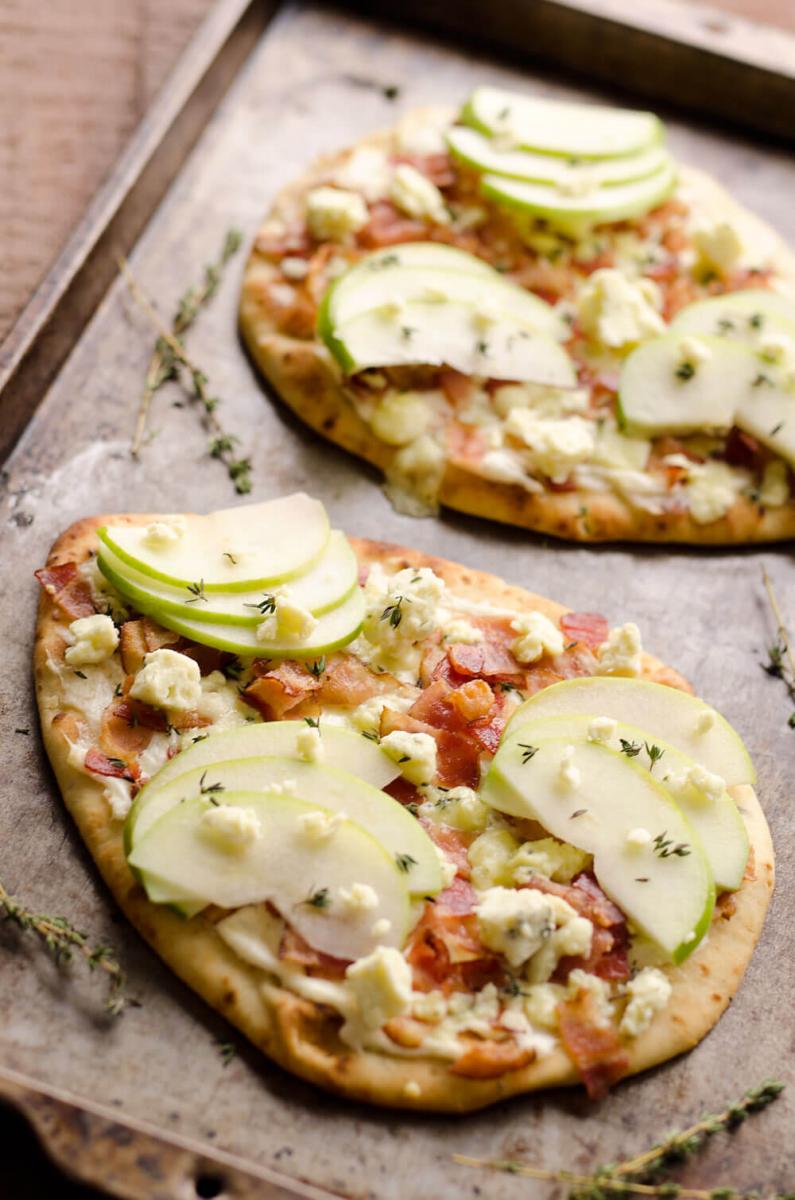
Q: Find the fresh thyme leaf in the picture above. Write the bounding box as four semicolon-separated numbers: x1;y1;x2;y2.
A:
653;831;691;858
244;593;277;616
107;758;127;771
770;420;784;436
748;312;764;329
361;730;380;742
752;372;773;388
192;733;210;743
73;670;87;679
395;853;418;874
303;887;331;909
0;876;127;1015
308;657;326;679
475;338;489;356
304;716;321;729
223;551;238;564
369;252;399;270
381;596;404;629
518;743;538;764
400;325;416;341
185;579;207;604
570;808;588;819
216;1039;237;1067
620;738;641;758
675;361;695;381
199;772;225;803
760;568;795;725
222;657;242;681
645;742;665;770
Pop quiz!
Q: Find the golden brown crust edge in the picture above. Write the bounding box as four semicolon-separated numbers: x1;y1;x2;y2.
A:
239;126;795;545
34;517;774;1111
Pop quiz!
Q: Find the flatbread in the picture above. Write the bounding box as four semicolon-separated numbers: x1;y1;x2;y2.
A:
239;109;795;544
34;516;774;1110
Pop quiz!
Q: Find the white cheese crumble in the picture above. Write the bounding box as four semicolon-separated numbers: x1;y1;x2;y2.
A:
620;967;672;1036
597;622;643;677
369;391;431;446
390;164;450;225
419;785;490;833
692;219;744;278
281;256;309;280
576;268;665;350
526;902;594;985
385;433;446;518
625;827;653;850
306;187;368;240
344;946;413;1030
504;411;596;484
296;723;324;764
510;610;565;664
476;887;556;968
588;716;617;744
683;460;749;525
103;777;133;821
298;808;345;842
351;690;415;735
338;882;379;912
129;648;202;711
694;708;715;735
142;518;186;549
380;730;437;786
200;804;262;851
668;763;726;803
478;448;540;489
568;968;614;1027
509;838;591;886
359;563;446;676
64;614;119;667
442;618;483;645
558;744;581;790
333;146;393;201
678;335;712;366
255;589;318;645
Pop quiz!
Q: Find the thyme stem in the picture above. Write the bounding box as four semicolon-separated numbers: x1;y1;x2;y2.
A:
762;565;795;698
0;876;126;1015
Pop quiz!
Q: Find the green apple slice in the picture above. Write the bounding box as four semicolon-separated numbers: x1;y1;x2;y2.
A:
351;242;495;277
447;125;669;188
135;870;206;919
500;714;748;891
115;585;365;659
324;299;576;386
505;677;755;787
97;530;357;627
735;376;795;469
481;736;714;962
462;87;663;159
125;756;442;896
320;254;565;340
100;494;329;591
481;159;677;236
128;791;413;960
670;291;795;344
617;334;754;436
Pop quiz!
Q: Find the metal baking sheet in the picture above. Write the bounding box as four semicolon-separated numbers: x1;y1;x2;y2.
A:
1;4;794;1197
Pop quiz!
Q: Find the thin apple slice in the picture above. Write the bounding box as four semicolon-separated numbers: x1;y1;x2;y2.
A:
735;377;795;469
126;756;442;896
121;585;365;659
505;677;755;787
100;494;329;591
348;242;495;277
501;714;748;891
325;299;576;387
97;530;357;626
482;736;715;962
462;87;663;159
482;160;677;236
136;870;206;918
671;291;795;344
617;333;754;436
320;250;565;340
447;125;669;187
128;791;413;960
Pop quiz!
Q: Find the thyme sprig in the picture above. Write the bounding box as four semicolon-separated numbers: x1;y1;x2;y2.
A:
120;235;252;494
453;1080;787;1200
0;877;126;1015
761;566;795;726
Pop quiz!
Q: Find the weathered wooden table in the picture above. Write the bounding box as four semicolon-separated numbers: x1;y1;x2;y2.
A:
1;3;793;1198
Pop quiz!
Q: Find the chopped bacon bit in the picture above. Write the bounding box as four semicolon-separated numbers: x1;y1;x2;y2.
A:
394;152;456;188
262;281;316;338
406;898;504;994
278;925;350;980
180;644;230;677
509;259;574;303
255;226;311;259
560;612;609;650
119;618;180;675
99;698;157;764
576;248;615;276
380;707;482;789
84;747;135;781
557;988;630;1099
446;422;487;465
448;678;495;723
723;426;766;471
447;634;524;684
243;662;320;720
420;821;473;880
450;1038;536;1079
526;872;630;984
384;776;423;808
522;645;598;700
438;367;476;407
35;563;95;620
662;275;701;321
436;875;478;915
358;201;426;249
314;654;409;709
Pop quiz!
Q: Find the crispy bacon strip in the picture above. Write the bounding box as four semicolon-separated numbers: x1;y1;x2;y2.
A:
380;708;481;789
119;618;180;675
243;661;320;720
420;822;473;881
314;654;410;709
560;612;609;650
84;747;135;781
526;873;630;983
406;892;504;995
34;563;95;620
557;988;630;1099
408;678;506;756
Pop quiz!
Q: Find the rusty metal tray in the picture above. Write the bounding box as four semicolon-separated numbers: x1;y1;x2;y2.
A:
1;2;794;1196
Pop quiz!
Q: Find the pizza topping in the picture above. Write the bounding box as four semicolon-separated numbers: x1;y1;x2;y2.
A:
380;729;438;786
619;966;672;1037
503;411;596;484
306;187;369;242
344;945;414;1032
577;269;665;350
84;746;135;781
35;562;96;620
510;611;565;665
597;622;643;677
390;163;450;225
557;985;630;1099
129;648;202;712
242;661;320;719
560;611;610;650
476;886;564;968
64;614;119;667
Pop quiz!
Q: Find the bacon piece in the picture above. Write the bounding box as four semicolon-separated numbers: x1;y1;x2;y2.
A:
384;776;423;808
358;201;426;249
446;422;487;465
380;708;481;789
557;988;630;1099
439;367;476;407
522;646;598;699
526;873;630;983
406;899;504;994
408;677;505;755
180;644;230;677
35;563;95;620
435;875;478;915
447;641;523;684
119;618;180;675
315;654;409;709
560;612;609;650
84;747;135;781
99;698;158;765
243;661;320;720
255;226;311;259
450;1038;536;1079
421;821;473;880
278;926;350;980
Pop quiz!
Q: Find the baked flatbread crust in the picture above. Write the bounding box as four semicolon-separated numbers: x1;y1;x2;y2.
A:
34;516;774;1110
239;113;795;544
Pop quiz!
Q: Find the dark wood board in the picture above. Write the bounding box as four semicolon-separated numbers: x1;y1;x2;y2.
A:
0;2;794;1198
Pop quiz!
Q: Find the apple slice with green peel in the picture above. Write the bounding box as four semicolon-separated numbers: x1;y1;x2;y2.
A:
481;160;677;237
125;756;442;896
351;242;495;277
320;255;565;341
617;334;754;436
504;677;755;787
100;494;329;592
97;530;357;627
462;87;663;159
447;126;670;188
128;791;413;960
324;299;576;387
670;291;795;344
481;736;714;962
114;583;365;659
132;721;400;801
499;714;748;891
135;870;206;918
735;376;795;469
